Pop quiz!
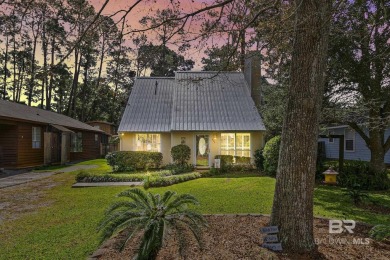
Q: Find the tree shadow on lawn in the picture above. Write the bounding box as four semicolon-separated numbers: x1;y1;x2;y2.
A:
205;171;268;178
314;185;390;226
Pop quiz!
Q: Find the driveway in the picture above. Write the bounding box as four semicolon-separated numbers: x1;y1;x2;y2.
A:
0;165;97;189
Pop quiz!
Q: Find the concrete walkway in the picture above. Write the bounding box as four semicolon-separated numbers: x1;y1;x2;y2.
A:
72;182;143;187
0;165;97;189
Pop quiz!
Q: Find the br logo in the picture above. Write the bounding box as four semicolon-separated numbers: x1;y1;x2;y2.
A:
329;220;356;234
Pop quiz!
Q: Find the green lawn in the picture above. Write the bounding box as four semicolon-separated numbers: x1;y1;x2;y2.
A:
0;159;389;259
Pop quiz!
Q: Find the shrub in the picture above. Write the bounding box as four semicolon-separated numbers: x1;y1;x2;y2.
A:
369;225;390;241
229;164;254;172
254;149;264;170
146;172;202;187
105;151;163;172
171;144;191;165
98;189;207;259
215;155;234;165
76;170;172;183
342;184;369;206
234;156;251;164
263;136;281;176
165;163;195;175
337;161;390;190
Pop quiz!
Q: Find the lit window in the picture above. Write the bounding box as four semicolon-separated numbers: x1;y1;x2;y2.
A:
71;132;83;152
221;133;251;158
32;127;41;149
136;134;160;152
345;129;355;151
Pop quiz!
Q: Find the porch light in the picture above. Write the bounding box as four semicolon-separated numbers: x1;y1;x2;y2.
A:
212;134;217;143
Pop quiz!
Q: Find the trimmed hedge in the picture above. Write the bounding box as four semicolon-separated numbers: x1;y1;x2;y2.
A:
145;172;202;188
234;156;251;164
75;170;172;183
105;151;163;172
164;163;195;175
215;155;234;165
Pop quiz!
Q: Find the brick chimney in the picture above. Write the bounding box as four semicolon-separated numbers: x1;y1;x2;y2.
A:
244;53;262;109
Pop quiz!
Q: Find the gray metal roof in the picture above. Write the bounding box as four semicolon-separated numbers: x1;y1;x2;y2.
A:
118;72;265;132
118;78;175;132
0;100;104;133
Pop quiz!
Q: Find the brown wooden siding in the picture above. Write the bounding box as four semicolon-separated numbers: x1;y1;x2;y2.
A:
0;123;18;168
70;131;101;161
87;122;115;135
17;122;45;168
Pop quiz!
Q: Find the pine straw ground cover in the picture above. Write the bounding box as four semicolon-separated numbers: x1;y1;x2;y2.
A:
93;215;390;260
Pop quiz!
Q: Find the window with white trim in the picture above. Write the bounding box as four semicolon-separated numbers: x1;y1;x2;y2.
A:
328;130;334;143
220;133;251;157
32;127;41;149
345;129;355;151
71;132;83;152
136;134;160;152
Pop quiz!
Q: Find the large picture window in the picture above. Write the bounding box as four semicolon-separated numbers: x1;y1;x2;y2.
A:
71;132;83;152
32;127;41;149
136;134;160;152
221;133;251;157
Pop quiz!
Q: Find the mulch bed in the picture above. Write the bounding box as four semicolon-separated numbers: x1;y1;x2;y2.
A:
92;215;390;260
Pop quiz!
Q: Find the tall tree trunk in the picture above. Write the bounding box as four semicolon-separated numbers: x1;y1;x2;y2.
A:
270;0;332;254
47;37;55;110
369;129;386;173
239;30;245;72
67;49;80;116
12;36;16;100
87;36;105;120
28;36;38;106
41;20;49;109
2;35;8;99
16;55;25;102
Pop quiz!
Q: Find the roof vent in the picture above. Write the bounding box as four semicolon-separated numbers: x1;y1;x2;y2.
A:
155;81;158;95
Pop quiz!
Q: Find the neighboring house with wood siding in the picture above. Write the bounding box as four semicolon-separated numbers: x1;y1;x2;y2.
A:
319;125;390;164
87;121;116;136
0;100;109;169
118;56;266;167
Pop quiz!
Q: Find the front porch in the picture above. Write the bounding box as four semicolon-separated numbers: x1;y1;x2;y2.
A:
119;131;264;167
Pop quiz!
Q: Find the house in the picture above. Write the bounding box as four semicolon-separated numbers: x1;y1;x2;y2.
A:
0;100;109;169
87;121;119;153
118;57;266;167
319;125;390;164
87;121;116;136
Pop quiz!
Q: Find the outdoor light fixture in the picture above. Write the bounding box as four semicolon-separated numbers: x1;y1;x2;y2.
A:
323;167;339;184
212;134;217;143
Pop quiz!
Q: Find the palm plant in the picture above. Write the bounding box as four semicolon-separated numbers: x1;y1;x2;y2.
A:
98;188;208;260
343;184;369;206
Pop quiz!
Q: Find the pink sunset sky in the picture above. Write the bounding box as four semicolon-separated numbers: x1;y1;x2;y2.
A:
88;0;223;69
